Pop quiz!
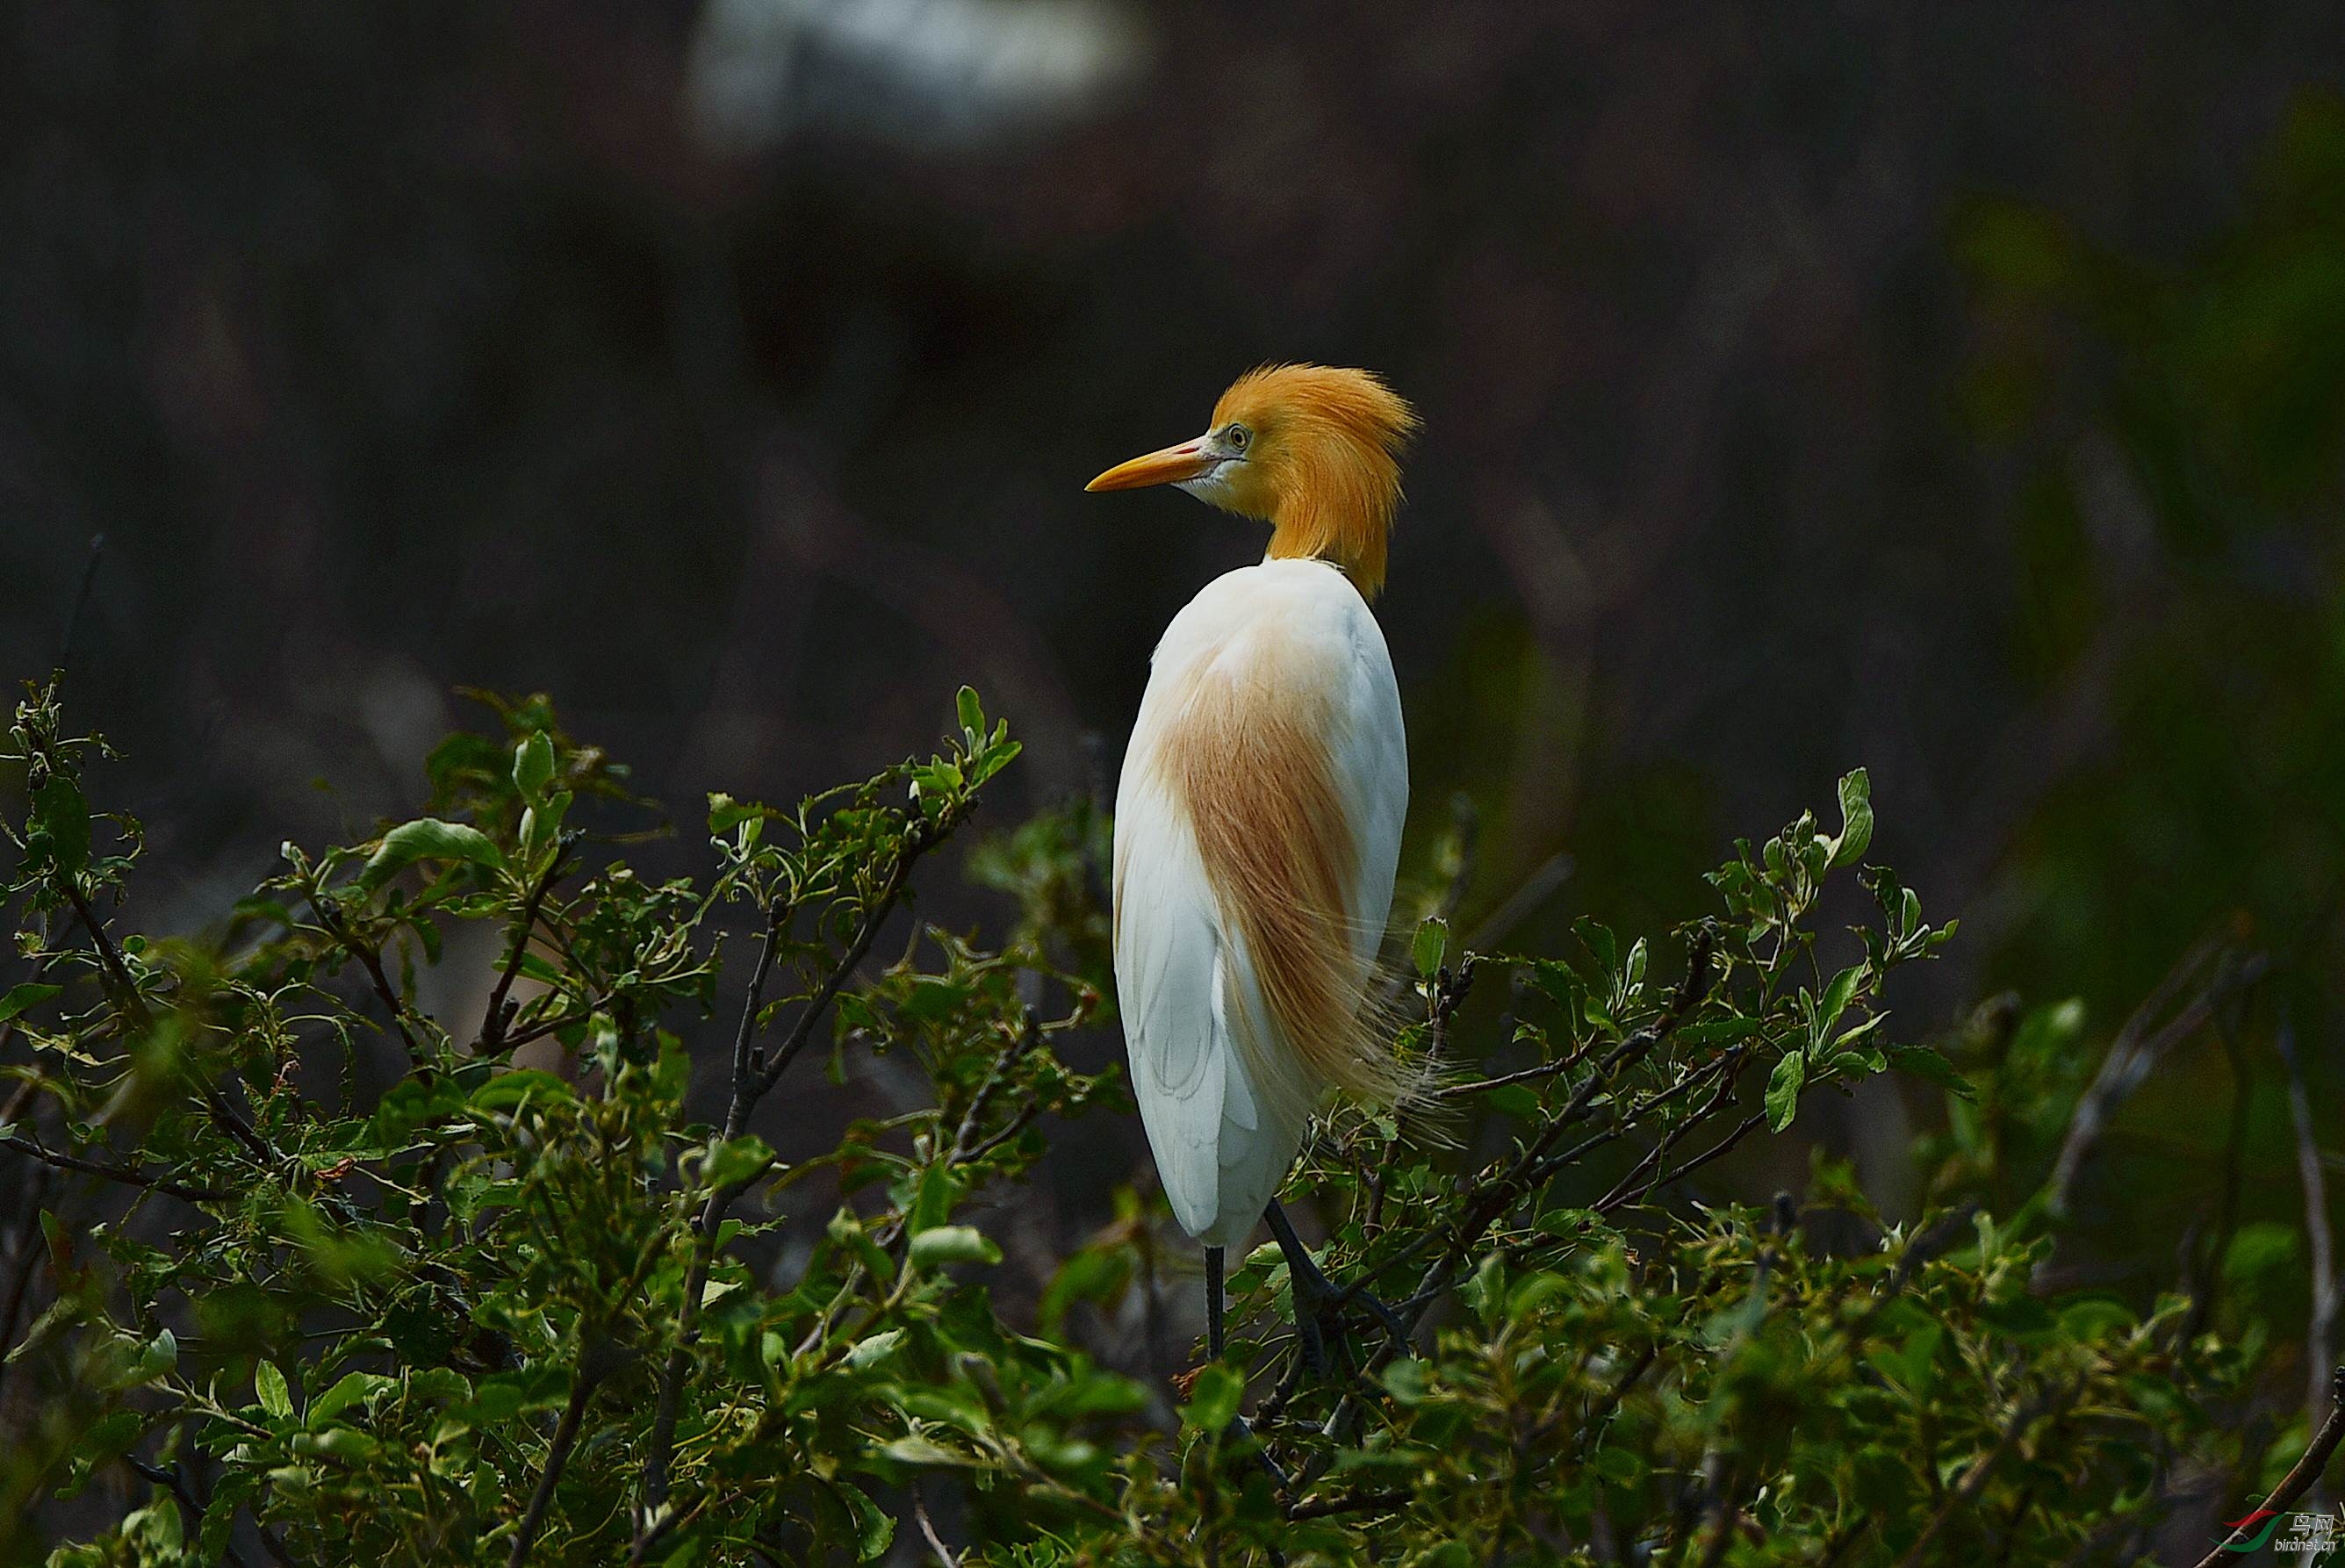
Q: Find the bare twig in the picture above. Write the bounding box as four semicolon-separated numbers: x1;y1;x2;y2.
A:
54;870;275;1168
1464;852;1574;954
1288;1487;1412;1521
645;816;951;1509
0;1165;57;1406
2044;943;2269;1221
2277;1013;2340;1437
508;1360;604;1567
914;1492;960;1564
1894;1381;2076;1568
1342;924;1720;1341
749;826;931;1099
2183;1010;2255;1341
2190;1368;2345;1568
1629;1111;1766;1203
1434;1047;1586;1102
304;892;424;1065
124;1455;254;1568
56;535;106;675
478;849;572;1052
4;1133;231;1203
1591;1051;1748;1212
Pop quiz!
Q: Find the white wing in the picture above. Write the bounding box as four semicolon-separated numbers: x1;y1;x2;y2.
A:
1113;559;1407;1248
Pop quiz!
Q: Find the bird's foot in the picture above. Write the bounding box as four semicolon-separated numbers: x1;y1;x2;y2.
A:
1264;1203;1409;1379
1287;1245;1409;1372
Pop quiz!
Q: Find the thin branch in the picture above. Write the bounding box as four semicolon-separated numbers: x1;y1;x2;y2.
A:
642;909;788;1512
1591;1051;1748;1212
1624;1111;1766;1206
1287;1488;1412;1521
1433;1050;1583;1102
2277;1011;2339;1436
2044;945;2269;1221
645;815;951;1509
1574;1341;1658;1457
304;892;423;1065
507;1360;603;1568
123;1455;254;1568
60;877;155;1032
2190;1367;2345;1568
1464;851;1573;953
4;1133;231;1203
2183;1011;2255;1342
914;1492;960;1564
55;534;107;675
947;1008;1040;1162
478;849;572;1052
1894;1381;2075;1568
56;873;274;1167
1354;924;1719;1338
748;824;932;1100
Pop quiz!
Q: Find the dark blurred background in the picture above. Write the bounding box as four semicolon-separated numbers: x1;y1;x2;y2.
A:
4;0;2342;1409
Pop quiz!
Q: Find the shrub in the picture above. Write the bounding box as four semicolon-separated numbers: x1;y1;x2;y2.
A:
0;680;2303;1564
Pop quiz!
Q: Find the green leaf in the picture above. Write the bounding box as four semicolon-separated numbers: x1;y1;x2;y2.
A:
1812;965;1865;1049
956;686;985;740
707;793;770;836
71;1409;141;1469
358;819;506;891
845;1328;907;1370
1884;1045;1977;1100
468;1070;573;1113
1413;917;1450;980
308;1371;395;1426
129;1329;177;1386
881;1435;966;1466
838;1481;895;1563
300;1427;381;1463
0;982;62;1025
703;1134;775;1191
1829;768;1874;868
1183;1363;1243;1430
33;775;90;876
1383;1358;1429;1406
255;1362;293;1420
1592;1444;1644;1486
1486;1083;1543;1119
909;1226;1002;1270
513;731;555;798
1766;1051;1807;1133
909;1163;965;1235
1677;1017;1760;1047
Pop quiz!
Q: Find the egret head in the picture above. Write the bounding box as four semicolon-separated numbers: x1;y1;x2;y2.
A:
1085;363;1419;596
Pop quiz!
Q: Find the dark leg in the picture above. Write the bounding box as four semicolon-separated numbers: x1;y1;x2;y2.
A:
1201;1242;1293;1495
1205;1245;1226;1361
1263;1199;1409;1371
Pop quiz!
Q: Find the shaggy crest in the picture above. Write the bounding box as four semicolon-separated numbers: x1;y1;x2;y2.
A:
1207;363;1420;598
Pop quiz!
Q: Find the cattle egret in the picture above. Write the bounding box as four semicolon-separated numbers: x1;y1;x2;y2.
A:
1088;363;1420;1370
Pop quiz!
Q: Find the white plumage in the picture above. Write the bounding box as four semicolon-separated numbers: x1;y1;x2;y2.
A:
1112;557;1407;1246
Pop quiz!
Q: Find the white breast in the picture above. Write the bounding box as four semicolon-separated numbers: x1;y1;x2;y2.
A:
1111;558;1407;1246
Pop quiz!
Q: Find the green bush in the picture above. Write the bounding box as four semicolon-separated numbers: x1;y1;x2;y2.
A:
0;679;2303;1564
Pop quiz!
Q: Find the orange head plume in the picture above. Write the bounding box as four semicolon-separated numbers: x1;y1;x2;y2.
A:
1086;363;1420;597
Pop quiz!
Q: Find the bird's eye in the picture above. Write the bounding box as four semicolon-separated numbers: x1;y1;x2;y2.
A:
1226;424;1251;452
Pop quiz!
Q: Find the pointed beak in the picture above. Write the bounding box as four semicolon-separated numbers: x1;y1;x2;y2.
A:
1085;438;1216;493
